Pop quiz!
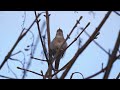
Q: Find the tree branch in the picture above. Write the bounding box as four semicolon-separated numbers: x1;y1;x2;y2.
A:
66;22;90;50
31;56;47;62
0;13;42;70
116;72;120;79
70;72;84;79
45;11;51;56
83;30;110;56
60;11;112;79
85;67;106;79
0;75;15;79
103;31;120;79
34;11;48;61
17;67;44;77
114;11;120;16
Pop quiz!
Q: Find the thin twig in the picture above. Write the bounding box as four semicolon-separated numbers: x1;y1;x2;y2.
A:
9;58;23;66
7;61;18;79
0;75;15;79
11;51;22;56
60;11;112;79
85;67;107;79
116;72;120;79
70;72;84;79
21;11;26;30
17;67;43;77
114;11;120;16
31;57;47;62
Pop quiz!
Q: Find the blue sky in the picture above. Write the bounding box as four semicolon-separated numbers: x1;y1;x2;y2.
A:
0;11;119;79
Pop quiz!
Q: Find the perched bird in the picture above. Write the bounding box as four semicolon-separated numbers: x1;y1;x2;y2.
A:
50;28;67;70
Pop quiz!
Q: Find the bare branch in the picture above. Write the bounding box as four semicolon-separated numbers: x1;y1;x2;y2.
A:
82;30;110;56
0;75;15;79
0;13;42;69
58;16;83;53
114;11;120;16
9;58;23;66
85;67;107;79
66;22;90;50
7;61;18;79
22;14;45;79
45;11;51;55
11;51;22;56
31;56;47;62
21;11;26;29
116;72;120;79
60;11;112;79
103;31;120;79
51;61;70;77
34;11;48;62
17;67;43;77
70;72;84;79
45;11;53;79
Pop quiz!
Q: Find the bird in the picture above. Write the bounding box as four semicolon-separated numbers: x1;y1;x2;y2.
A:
50;28;67;70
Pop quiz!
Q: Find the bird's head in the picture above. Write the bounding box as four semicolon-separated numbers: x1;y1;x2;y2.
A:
56;28;63;37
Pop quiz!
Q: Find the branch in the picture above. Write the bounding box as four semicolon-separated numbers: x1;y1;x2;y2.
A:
70;72;84;79
58;16;83;54
116;72;120;79
0;13;42;70
83;30;110;56
114;11;120;16
66;22;90;50
0;75;15;79
34;11;48;62
103;31;120;79
45;11;52;79
7;61;18;79
85;67;106;79
116;54;120;60
51;61;70;77
9;58;23;66
22;20;46;79
31;56;47;62
35;11;53;79
17;67;43;77
60;11;112;79
11;51;22;56
45;11;51;55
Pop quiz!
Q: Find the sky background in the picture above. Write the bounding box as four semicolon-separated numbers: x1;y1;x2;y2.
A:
0;11;120;79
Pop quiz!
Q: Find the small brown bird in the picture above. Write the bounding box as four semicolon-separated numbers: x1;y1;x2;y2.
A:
50;28;67;70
